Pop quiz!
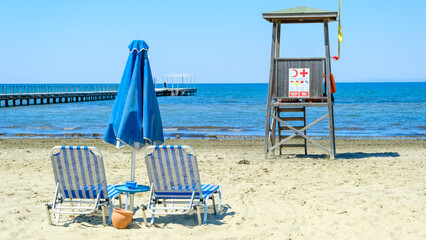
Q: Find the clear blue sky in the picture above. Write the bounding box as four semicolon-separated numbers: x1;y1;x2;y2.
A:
1;0;425;83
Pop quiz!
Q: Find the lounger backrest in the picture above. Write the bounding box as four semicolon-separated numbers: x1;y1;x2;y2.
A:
145;145;203;199
50;146;109;199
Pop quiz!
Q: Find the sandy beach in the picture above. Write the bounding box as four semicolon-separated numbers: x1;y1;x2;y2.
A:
0;138;425;239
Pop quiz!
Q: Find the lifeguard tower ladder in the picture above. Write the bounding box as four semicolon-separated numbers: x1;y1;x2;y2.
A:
263;7;337;159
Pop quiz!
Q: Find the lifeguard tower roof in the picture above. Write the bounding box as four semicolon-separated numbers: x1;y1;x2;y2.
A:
263;6;337;23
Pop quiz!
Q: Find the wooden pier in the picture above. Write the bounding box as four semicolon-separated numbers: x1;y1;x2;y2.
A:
0;84;118;107
155;73;197;97
155;88;197;97
0;84;197;107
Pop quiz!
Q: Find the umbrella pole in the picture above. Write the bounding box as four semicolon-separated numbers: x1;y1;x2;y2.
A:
130;149;136;212
131;149;136;181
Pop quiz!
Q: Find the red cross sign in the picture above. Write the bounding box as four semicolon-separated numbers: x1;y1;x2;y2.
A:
300;69;308;77
288;68;310;98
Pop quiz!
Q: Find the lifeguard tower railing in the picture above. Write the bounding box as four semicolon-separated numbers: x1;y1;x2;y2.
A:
263;6;337;159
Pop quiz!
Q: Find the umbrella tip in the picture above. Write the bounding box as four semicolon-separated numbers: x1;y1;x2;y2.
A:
128;40;149;53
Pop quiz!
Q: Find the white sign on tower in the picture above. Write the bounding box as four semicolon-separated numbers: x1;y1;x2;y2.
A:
288;68;310;97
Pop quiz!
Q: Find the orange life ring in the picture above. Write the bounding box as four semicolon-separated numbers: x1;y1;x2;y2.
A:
325;73;337;93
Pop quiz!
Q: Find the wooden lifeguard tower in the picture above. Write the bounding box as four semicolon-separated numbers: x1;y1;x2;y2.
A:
262;6;337;159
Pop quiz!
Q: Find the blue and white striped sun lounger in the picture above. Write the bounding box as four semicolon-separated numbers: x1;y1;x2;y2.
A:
45;146;120;226
143;145;222;225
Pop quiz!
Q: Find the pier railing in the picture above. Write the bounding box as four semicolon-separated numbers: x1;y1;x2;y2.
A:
1;84;119;95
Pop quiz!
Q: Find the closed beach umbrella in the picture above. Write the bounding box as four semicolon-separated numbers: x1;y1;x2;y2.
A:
104;40;164;183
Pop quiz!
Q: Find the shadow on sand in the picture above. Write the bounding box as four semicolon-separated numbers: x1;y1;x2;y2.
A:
132;204;234;227
278;152;400;160
336;152;400;159
55;204;234;228
57;214;106;228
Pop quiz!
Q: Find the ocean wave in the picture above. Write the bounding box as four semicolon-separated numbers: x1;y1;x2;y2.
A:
63;127;82;130
335;127;366;131
163;128;179;131
166;132;262;139
23;126;53;130
228;128;244;132
23;126;82;130
164;126;245;132
1;132;104;138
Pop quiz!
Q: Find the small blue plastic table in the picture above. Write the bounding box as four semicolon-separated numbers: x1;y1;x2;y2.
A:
115;185;150;211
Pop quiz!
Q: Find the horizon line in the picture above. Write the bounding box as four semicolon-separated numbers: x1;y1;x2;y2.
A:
1;81;425;85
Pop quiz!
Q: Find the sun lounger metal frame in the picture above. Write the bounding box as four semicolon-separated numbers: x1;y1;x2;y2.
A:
142;145;221;225
45;146;120;226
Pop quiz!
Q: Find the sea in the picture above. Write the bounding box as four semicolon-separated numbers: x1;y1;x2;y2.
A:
0;83;425;139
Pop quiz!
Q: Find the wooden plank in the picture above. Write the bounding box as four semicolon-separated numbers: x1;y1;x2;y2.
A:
271;107;277;147
280;144;306;148
323;20;336;159
278;107;305;112
279;135;305;139
271;102;328;107
275;60;284;98
279;117;305;121
279;126;305;130
264;22;277;157
303;107;307;155
276;57;326;60
273;23;281;100
262;11;338;23
273;97;327;100
277;108;282;155
276;24;281;58
274;26;285;152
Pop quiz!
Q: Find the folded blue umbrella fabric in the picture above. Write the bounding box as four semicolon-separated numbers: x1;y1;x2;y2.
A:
104;40;164;150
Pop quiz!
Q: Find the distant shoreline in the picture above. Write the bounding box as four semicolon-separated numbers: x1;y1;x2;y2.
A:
0;133;424;140
1;81;425;85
